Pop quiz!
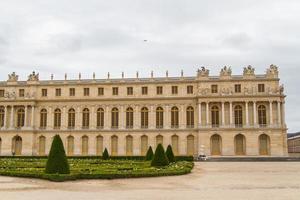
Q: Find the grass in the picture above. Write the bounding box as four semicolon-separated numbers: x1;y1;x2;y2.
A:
0;158;194;182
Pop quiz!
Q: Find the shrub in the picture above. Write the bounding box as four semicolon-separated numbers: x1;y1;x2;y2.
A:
166;145;176;163
145;146;154;161
102;148;109;160
151;144;169;167
45;135;70;174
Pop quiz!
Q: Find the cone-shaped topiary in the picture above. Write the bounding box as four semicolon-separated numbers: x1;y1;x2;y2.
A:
145;146;154;161
166;145;176;163
45;135;70;174
102;148;109;160
151;144;169;167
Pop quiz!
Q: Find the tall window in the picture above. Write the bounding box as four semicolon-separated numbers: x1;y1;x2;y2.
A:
98;87;104;96
97;108;104;128
156;107;164;128
54;108;61;129
186;106;194;128
19;89;25;97
235;84;241;93
234;105;243;127
40;109;47;129
171;86;178;94
112;87;118;95
111;107;119;128
0;90;5;97
55;88;61;96
211;85;218;93
84;88;90;96
187;85;193;94
258;105;267;127
211;106;219;127
41;89;47;97
68;108;75;129
156;86;163;95
142;87;148;95
141;107;148;128
17;108;25;128
69;88;75;96
258;84;265;93
126;107;134;128
82;108;90;129
171;106;179;128
127;87;133;95
0;108;4;127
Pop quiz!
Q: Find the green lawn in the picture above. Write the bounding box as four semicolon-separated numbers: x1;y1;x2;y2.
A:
0;158;194;182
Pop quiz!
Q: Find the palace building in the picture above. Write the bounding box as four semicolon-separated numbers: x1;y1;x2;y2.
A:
0;65;288;157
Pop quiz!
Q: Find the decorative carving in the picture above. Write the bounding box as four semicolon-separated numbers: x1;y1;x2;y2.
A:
151;71;154;78
220;66;232;76
27;71;39;81
197;67;209;77
136;71;139;78
93;72;95;79
181;70;184;77
65;73;67;80
51;74;54;80
279;84;284;94
122;72;124;79
243;65;255;76
266;64;279;78
7;72;19;82
166;70;168;78
107;72;110;79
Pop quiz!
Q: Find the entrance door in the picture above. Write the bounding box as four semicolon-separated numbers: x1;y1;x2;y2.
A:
211;134;221;155
259;134;270;155
235;134;245;155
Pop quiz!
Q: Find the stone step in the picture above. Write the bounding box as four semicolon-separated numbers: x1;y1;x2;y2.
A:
197;156;300;162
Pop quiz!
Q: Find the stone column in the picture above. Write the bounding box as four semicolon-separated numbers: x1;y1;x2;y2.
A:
3;106;7;128
76;106;81;129
120;105;124;129
134;105;139;129
180;104;185;129
150;105;155;129
165;105;169;129
31;106;35;128
48;107;52;130
206;102;209;127
277;101;281;127
10;106;14;129
62;106;66;129
269;101;273;127
24;106;28;127
105;105;110;129
229;101;233;127
198;102;202;128
253;101;257;127
245;101;249;127
282;101;286;126
221;102;225;127
91;105;95;129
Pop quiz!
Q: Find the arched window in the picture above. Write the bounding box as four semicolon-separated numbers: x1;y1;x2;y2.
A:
68;108;75;129
126;107;134;129
187;135;195;156
258;105;267;127
38;136;46;156
186;106;194;128
210;134;222;155
0;108;5;127
40;109;47;129
259;134;270;155
141;107;148;129
97;108;104;129
126;135;133;156
235;134;246;155
141;135;148;155
111;135;118;156
156;107;164;128
171;135;179;155
82;108;90;129
171;106;179;128
96;135;103;155
211;106;219;127
156;135;163;147
67;135;74;156
12;136;22;155
17;108;25;128
81;135;89;155
54;108;61;129
111;108;119;129
234;105;243;127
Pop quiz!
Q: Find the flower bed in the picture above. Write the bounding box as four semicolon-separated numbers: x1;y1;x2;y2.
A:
0;158;194;182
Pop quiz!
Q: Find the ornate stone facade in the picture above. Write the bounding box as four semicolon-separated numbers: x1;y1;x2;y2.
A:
0;65;288;156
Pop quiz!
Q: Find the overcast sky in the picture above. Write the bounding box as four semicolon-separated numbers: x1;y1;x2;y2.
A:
0;0;299;132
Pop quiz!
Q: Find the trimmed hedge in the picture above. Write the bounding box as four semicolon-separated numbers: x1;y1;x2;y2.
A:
45;135;70;174
166;145;176;163
151;144;169;167
145;146;154;161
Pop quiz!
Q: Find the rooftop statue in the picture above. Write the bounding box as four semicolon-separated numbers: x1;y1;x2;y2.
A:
266;64;279;76
8;72;19;82
220;66;232;76
197;67;209;77
243;65;255;76
27;71;39;81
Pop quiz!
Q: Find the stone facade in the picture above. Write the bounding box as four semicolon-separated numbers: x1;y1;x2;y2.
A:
0;65;288;156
